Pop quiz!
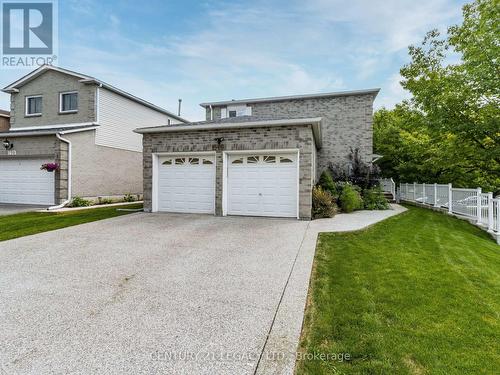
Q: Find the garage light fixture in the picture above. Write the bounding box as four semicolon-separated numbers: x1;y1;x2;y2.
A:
2;139;13;150
214;137;224;145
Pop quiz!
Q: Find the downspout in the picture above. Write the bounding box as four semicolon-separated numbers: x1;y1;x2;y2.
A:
210;105;213;121
48;132;72;210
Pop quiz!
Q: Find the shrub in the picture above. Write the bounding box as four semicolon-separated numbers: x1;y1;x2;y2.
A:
339;184;364;213
318;170;339;197
123;193;136;202
328;148;381;189
363;186;390;210
312;186;338;219
69;196;92;208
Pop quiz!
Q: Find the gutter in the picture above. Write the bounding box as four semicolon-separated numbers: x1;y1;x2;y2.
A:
0;126;98;137
48;133;72;210
199;88;381;107
135;117;323;149
135;117;323;133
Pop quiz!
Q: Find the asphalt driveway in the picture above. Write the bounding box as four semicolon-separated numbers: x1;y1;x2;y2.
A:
0;213;310;374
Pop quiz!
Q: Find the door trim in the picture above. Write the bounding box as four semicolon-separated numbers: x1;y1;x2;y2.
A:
222;149;300;219
152;151;217;213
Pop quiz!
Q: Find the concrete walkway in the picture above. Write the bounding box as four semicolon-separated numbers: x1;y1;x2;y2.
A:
256;204;407;374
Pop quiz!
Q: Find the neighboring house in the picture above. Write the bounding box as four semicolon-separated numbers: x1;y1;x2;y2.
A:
0;110;9;132
0;65;186;206
135;89;379;219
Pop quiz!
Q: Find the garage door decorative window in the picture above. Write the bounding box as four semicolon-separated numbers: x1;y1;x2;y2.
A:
230;155;295;165
263;155;276;164
162;157;214;166
247;156;259;164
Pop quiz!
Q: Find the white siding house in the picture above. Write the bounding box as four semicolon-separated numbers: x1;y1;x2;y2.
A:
96;87;182;152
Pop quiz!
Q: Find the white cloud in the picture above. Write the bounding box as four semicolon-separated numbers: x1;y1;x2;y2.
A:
0;0;466;118
304;0;463;52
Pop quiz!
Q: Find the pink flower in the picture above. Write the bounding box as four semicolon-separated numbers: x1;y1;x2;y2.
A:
41;163;59;172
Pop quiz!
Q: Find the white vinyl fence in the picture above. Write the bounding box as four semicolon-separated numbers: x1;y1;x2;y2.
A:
379;179;500;245
379;178;396;200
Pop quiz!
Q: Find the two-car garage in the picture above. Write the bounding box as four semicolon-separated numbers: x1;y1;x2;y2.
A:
0;158;55;205
137;117;321;219
154;151;299;218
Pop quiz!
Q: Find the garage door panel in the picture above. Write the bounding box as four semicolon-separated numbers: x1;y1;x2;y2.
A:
157;156;215;214
0;158;55;205
227;153;298;218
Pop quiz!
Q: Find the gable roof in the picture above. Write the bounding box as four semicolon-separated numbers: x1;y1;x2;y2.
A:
199;88;380;107
0;109;9;118
2;65;188;123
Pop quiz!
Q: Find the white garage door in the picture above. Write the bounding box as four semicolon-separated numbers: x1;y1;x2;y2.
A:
157;155;216;214
227;153;298;218
0;158;55;205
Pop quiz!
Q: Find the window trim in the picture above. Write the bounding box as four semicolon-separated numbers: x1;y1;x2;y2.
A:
59;91;79;114
25;95;43;117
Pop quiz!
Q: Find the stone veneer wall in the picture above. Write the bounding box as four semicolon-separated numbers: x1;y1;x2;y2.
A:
143;125;316;219
56;138;69;204
206;93;376;173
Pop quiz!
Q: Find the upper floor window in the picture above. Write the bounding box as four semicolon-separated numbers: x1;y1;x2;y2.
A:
60;92;78;113
221;104;251;119
26;95;42;116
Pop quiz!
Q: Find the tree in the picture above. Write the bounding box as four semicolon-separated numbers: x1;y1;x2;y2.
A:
374;104;494;189
375;0;499;193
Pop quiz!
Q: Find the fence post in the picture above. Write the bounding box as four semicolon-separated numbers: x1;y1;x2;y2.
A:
406;183;409;200
422;183;426;204
488;193;494;232
413;182;417;202
448;183;453;214
434;183;438;207
477;187;482;223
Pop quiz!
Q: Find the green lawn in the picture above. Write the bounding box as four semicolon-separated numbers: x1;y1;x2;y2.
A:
296;205;500;375
0;204;143;242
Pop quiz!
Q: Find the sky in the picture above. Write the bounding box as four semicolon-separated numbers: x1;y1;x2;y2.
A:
0;0;468;121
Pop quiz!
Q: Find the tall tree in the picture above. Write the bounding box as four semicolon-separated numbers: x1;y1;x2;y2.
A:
376;0;499;192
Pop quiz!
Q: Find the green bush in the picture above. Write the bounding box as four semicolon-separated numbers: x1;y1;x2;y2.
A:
363;186;390;210
339;184;364;213
318;170;339;197
69;196;92;208
123;193;136;202
312;186;338;219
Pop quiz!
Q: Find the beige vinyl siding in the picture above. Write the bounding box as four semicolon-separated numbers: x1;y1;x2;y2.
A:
96;88;180;152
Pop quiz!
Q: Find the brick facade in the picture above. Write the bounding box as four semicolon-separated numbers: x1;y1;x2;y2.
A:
206;92;376;173
142;125;316;219
9;70;96;129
